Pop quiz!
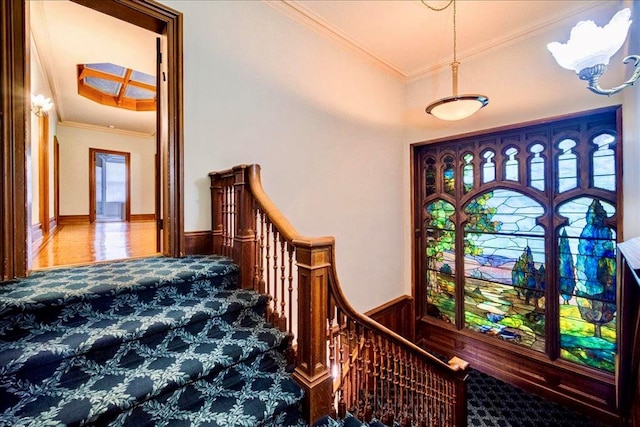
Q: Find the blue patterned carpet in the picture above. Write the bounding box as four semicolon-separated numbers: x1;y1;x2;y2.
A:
0;256;305;426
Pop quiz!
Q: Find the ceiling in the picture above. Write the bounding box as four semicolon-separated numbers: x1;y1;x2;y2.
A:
30;0;612;134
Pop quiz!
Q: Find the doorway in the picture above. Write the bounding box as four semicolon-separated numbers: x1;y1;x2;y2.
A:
0;0;184;280
90;149;131;223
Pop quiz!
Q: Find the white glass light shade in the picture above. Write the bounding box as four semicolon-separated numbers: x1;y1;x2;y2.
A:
425;95;489;121
547;8;632;73
31;94;53;116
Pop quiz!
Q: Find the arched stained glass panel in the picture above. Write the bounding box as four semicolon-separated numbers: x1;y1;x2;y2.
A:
557;198;616;371
558;139;578;193
592;133;616;191
463;189;546;352
482;151;496;183
443;155;455;196
529;143;545;191
463;153;474;194
425;200;456;323
425;158;436;194
504;147;519;181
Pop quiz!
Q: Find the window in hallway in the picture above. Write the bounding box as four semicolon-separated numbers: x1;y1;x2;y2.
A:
414;107;621;373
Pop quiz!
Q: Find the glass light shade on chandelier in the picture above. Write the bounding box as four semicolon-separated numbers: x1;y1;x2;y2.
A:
425;62;489;121
31;94;53;117
547;8;640;96
423;0;489;121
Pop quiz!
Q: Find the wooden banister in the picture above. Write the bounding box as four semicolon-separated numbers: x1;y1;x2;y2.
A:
209;164;468;426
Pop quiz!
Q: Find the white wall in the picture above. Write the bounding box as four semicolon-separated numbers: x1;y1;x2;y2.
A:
161;0;406;312
157;1;640;311
55;124;156;216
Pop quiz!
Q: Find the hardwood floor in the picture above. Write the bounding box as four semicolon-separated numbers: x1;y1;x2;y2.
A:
32;221;159;270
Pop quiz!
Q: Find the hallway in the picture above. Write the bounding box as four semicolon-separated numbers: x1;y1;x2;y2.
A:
32;221;158;270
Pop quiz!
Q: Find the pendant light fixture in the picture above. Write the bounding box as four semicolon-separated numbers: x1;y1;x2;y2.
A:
424;0;489;121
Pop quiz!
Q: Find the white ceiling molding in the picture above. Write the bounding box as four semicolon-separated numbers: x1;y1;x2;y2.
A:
58;121;155;138
266;0;613;84
263;0;407;81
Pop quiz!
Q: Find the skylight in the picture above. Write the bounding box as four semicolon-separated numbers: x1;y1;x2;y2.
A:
78;63;156;111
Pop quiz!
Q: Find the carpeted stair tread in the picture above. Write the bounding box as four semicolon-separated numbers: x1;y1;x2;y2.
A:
105;350;304;427
0;255;238;319
0;314;291;426
0;256;306;427
0;287;268;380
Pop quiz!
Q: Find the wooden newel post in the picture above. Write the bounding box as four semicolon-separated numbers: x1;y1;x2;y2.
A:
209;171;224;255
292;239;334;424
232;165;256;289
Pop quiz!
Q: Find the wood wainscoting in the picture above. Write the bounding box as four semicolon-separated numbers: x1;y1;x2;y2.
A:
365;295;415;341
184;231;212;255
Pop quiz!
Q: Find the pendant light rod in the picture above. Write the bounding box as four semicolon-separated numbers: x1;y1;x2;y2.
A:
423;0;489;121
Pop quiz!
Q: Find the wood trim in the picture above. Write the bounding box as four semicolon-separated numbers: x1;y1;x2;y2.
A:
1;0;183;279
184;231;213;255
38;113;50;236
89;148;131;223
0;0;29;280
131;214;155;222
54;137;59;223
365;295;415;341
31;222;43;245
59;215;90;225
71;0;183;258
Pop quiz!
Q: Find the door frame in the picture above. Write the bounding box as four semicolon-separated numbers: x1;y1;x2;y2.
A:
89;148;131;223
0;0;184;280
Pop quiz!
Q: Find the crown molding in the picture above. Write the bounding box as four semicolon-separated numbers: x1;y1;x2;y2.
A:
263;0;407;82
58;120;155;138
266;0;613;85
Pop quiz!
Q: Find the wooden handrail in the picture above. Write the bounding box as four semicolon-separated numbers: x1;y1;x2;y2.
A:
209;164;468;426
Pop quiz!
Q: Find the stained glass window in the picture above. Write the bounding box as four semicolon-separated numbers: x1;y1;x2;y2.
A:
592;133;616;191
504;147;519;181
557;139;578;193
529;143;545;191
416;108;620;374
557;198;616;371
463;153;474;194
482;151;495;183
463;190;546;351
425;200;456;323
443;156;455;196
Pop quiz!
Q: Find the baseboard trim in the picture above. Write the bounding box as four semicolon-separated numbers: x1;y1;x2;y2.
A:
131;214;155;222
59;215;90;225
185;231;212;255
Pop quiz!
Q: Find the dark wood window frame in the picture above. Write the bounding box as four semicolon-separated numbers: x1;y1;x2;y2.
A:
411;105;623;421
89;148;131;223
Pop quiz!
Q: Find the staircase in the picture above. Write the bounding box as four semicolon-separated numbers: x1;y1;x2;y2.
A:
0;255;305;426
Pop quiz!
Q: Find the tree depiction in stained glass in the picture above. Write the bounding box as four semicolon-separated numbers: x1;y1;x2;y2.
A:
558;197;617;372
575;200;616;339
558;229;576;304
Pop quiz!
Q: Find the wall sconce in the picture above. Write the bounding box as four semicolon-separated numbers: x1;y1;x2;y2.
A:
547;8;640;96
31;94;53;117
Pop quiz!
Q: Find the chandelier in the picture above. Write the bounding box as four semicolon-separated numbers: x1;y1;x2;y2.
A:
423;0;489;121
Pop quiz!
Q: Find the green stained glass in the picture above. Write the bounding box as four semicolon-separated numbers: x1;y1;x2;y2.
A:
463;153;474;194
592;134;615;191
557;198;616;372
425;200;456;321
463;189;546;351
443;155;455;195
